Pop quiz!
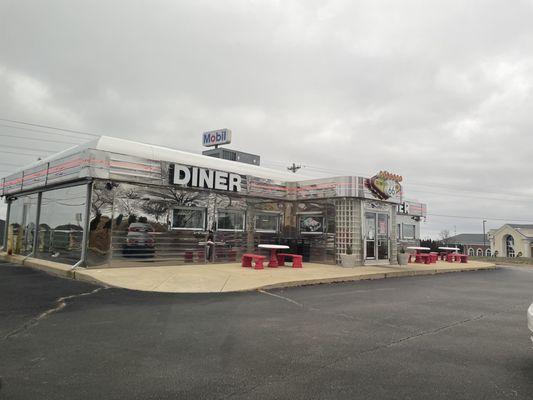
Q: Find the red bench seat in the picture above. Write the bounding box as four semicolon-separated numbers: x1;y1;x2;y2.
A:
242;253;266;270
276;253;303;268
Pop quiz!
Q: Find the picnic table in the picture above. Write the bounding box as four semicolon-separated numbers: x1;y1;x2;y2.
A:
438;247;460;251
258;244;290;268
406;246;433;264
437;246;461;261
406;246;430;254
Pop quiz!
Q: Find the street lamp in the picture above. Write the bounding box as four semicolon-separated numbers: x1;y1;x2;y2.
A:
482;219;487;253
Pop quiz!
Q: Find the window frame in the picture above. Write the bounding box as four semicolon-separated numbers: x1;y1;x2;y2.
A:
397;223;401;240
216;209;246;232
402;223;416;240
171;206;206;231
476;248;483;256
254;212;280;233
298;213;325;235
506;235;515;257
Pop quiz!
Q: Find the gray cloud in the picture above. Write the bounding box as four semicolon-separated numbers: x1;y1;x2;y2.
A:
1;0;533;236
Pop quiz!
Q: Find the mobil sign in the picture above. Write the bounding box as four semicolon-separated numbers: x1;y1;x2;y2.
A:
202;129;232;147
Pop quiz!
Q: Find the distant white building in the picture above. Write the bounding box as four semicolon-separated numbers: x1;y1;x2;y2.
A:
489;224;533;258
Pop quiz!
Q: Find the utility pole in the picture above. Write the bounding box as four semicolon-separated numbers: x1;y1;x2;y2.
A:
287;163;301;173
482;219;487;252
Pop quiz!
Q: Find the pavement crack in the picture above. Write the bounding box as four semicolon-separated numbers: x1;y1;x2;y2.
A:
258;290;406;330
221;311;490;399
3;287;104;341
219;275;232;293
258;289;304;307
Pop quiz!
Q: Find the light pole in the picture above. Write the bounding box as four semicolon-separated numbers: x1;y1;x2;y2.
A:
482;219;487;253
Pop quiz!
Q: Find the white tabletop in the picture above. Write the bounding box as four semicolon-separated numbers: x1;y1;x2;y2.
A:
438;246;460;251
258;244;290;250
406;246;431;251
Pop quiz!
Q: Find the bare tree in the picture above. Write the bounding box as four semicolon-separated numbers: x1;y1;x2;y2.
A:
439;229;451;243
91;186;113;215
116;188;141;216
140;199;171;222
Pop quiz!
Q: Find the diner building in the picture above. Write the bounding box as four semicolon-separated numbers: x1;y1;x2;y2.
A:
1;136;426;268
396;201;426;247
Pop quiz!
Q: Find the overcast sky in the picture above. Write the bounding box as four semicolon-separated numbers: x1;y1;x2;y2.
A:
1;0;532;238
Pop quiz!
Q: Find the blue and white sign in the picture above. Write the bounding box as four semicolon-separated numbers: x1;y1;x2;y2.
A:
202;129;232;147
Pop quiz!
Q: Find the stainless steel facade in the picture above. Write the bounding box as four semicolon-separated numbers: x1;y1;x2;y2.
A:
1;137;426;268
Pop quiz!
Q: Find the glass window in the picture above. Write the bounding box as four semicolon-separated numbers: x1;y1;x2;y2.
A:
217;210;245;231
506;235;515;257
476;248;483;256
7;194;39;256
37;185;87;264
299;215;324;234
485;249;492;257
172;207;205;230
402;224;415;240
468;248;475;256
255;213;279;232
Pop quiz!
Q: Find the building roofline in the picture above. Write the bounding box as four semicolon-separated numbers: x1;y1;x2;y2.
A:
0;136;320;183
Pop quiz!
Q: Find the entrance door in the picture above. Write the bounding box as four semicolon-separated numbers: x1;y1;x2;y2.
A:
365;212;389;262
376;213;389;260
365;212;376;260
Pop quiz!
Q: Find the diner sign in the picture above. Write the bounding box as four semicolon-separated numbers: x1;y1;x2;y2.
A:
366;170;402;201
172;164;242;192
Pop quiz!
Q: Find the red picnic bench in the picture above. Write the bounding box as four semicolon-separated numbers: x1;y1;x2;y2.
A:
415;253;432;264
445;253;468;263
409;252;438;264
242;253;266;270
276;253;303;268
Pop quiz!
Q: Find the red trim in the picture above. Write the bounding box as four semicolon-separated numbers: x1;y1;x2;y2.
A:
109;160;160;172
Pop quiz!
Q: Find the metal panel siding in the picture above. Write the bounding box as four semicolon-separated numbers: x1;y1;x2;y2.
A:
247;177;287;199
108;153;163;184
46;152;88;186
21;164;49;191
3;172;23;195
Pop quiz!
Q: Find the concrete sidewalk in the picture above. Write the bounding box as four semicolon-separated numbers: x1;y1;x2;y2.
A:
0;252;496;293
76;260;496;293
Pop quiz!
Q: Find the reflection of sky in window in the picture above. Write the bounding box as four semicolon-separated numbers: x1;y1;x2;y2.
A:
40;186;86;230
255;214;278;231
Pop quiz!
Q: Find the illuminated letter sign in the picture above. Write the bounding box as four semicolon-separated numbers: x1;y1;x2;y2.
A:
173;164;242;192
397;202;410;214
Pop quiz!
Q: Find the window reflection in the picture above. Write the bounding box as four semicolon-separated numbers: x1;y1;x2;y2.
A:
255;213;279;232
217;210;245;231
6;194;38;256
36;185;87;264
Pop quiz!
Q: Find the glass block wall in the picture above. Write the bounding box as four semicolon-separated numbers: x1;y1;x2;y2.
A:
334;198;363;265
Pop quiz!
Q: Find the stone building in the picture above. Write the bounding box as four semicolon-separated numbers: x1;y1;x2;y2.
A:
489;224;533;258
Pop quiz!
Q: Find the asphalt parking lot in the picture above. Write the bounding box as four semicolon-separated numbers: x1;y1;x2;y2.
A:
1;261;532;400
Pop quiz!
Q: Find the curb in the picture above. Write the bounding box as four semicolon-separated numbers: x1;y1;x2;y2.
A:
259;265;497;291
1;252;497;293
